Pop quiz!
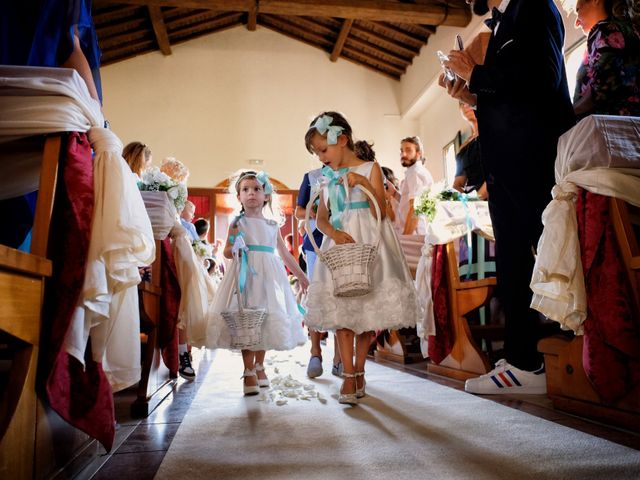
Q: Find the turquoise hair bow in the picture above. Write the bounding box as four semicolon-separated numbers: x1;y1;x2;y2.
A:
255;171;273;194
321;165;349;230
313;115;344;145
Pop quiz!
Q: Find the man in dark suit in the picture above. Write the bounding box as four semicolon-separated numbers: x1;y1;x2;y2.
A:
441;0;575;394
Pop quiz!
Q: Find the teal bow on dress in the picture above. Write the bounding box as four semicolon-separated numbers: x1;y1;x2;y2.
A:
313;115;344;145
321;165;349;230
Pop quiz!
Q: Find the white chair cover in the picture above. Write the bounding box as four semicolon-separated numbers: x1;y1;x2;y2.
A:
530;115;640;333
0;66;155;391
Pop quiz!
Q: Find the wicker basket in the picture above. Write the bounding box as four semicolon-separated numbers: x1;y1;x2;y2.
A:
221;249;267;349
306;182;381;297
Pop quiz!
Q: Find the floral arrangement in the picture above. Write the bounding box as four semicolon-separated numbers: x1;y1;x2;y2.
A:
138;166;188;213
192;240;213;259
414;181;479;221
161;157;190;184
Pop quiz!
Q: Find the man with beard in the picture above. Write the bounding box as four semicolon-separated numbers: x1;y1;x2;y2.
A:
440;0;575;394
396;136;434;235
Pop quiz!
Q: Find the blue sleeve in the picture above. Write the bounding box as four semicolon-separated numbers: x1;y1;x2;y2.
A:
297;173;311;207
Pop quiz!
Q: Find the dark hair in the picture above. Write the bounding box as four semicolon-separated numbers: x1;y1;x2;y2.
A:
194;218;209;237
304;111;354;153
400;136;425;162
355;140;376;162
381;166;399;189
122;141;151;176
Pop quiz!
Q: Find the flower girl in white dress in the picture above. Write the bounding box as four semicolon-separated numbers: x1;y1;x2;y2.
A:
205;171;308;395
303;112;422;405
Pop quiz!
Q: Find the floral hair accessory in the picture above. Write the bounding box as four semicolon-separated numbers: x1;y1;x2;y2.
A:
312;115;344;145
255;171;273;195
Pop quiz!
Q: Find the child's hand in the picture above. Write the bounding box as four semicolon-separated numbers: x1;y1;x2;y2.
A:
298;274;309;293
341;172;366;188
332;230;355;244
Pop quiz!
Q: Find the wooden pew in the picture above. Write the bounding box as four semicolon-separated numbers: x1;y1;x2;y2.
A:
375;234;424;364
131;240;176;418
0;134;59;479
427;240;499;381
539;196;640;432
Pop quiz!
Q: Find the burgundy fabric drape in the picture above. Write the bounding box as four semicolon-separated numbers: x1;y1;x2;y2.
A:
160;237;180;376
40;132;116;452
576;189;640;402
428;244;453;363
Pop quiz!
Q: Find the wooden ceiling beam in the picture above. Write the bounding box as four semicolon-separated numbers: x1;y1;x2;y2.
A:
344;35;410;67
96;17;148;39
93;5;142;24
96;0;471;26
169;14;244;40
362;21;424;49
330;18;353;62
350;23;416;59
148;6;172;55
101;38;156;63
166;11;239;31
247;0;258;30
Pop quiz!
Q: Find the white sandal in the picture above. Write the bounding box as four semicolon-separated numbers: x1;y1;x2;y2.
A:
242;368;260;396
254;363;270;388
338;372;358;405
355;371;366;398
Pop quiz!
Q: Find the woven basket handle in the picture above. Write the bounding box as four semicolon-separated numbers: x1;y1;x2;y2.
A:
305;182;382;257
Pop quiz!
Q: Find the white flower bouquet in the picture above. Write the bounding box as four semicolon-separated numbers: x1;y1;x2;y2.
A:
139;166;188;213
192;240;213;259
414;181;480;221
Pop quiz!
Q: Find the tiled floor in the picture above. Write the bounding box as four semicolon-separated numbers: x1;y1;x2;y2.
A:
87;349;640;479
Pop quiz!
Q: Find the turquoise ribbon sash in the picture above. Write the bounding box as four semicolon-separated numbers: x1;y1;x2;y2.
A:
321;166;349;230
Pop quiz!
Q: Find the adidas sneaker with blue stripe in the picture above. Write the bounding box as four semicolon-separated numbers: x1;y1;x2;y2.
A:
465;359;547;395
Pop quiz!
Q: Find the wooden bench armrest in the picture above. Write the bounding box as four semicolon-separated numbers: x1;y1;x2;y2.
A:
0;245;51;277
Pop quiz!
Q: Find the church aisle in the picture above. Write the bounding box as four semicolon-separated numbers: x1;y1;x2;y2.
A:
91;342;640;479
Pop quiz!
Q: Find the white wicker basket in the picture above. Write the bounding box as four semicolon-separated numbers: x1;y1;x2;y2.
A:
221;250;267;349
306;182;381;297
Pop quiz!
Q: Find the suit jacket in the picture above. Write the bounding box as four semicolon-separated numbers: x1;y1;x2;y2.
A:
469;0;575;189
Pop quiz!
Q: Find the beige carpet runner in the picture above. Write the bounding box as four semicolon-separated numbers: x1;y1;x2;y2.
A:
155;345;640;480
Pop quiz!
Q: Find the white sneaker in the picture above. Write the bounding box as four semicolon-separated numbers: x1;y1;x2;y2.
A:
465;359;547;395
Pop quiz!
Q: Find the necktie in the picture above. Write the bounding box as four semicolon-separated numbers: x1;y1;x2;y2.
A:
484;7;502;30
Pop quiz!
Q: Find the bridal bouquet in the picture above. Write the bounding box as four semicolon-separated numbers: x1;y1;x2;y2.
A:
139;166;188;213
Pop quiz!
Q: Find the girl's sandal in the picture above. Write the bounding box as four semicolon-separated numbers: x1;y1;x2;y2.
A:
338;372;358;405
254;363;270;388
355;371;366;398
242;368;260;396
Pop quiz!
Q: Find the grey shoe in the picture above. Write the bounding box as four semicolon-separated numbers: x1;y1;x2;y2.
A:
331;361;343;377
307;355;323;378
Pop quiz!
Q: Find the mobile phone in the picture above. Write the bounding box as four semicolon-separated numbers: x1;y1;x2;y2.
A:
437;50;456;81
455;34;464;51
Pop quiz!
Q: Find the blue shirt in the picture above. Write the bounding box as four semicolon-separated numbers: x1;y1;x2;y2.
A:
297;172;323;252
180;218;199;242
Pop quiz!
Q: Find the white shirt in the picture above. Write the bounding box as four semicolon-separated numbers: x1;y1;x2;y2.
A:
396;161;434;235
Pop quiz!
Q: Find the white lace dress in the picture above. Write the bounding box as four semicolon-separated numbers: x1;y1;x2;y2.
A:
205;217;306;351
304;162;422;334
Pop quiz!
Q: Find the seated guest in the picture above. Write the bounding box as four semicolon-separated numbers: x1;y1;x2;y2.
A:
452;102;487;200
381;166;401;223
194;217;210;242
180;200;198;242
123;142;152;180
564;0;640;118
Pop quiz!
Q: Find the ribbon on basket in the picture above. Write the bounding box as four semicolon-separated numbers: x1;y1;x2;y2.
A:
321;165;349;230
230;232;252;293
